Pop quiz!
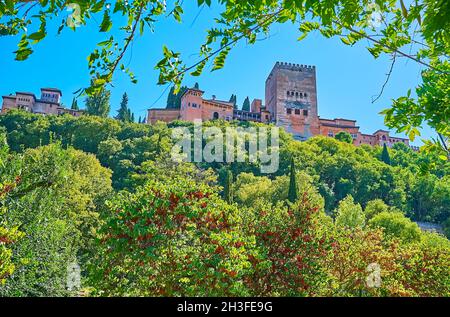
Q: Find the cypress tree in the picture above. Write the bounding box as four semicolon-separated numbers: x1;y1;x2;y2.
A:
131;112;135;123
166;87;176;109
71;98;79;110
242;96;250;111
288;157;298;203
223;170;233;204
115;93;130;122
381;143;391;165
229;94;237;109
174;86;188;108
138;116;142;124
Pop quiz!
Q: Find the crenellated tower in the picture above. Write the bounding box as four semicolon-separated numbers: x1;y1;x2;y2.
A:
265;62;320;139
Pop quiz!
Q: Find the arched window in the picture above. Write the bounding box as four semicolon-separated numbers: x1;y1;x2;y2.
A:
213;112;219;120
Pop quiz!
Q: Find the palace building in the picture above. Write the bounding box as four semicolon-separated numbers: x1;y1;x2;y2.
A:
1;88;83;117
148;61;412;148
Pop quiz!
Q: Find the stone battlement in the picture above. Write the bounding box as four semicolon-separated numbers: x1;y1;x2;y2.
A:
274;61;316;71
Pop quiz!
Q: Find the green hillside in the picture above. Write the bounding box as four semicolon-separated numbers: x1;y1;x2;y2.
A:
0;111;449;296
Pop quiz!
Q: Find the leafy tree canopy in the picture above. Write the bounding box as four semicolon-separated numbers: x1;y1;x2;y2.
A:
335;131;353;144
2;0;448;154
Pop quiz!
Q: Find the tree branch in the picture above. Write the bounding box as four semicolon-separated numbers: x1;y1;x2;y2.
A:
372;52;396;103
333;20;449;75
107;5;145;81
176;9;284;79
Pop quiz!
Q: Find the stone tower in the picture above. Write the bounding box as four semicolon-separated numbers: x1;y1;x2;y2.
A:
265;62;320;140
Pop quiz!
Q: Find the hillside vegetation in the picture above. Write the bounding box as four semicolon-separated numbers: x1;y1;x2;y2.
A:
0;110;449;296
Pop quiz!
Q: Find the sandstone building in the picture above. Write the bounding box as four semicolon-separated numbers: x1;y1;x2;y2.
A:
1;88;83;117
148;62;412;148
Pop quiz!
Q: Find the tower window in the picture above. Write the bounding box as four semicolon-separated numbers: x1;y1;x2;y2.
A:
294;109;300;115
300;93;303;98
304;93;308;98
286;108;292;114
303;110;308;116
295;92;299;97
286;91;290;97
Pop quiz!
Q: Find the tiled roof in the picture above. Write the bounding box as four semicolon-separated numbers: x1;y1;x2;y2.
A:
205;99;234;107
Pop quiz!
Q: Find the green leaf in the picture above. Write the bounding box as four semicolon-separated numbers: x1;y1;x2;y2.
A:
28;31;46;42
14;48;33;61
190;60;207;76
212;47;230;71
99;11;112;32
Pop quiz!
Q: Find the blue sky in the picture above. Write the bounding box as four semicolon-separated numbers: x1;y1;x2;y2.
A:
0;3;432;145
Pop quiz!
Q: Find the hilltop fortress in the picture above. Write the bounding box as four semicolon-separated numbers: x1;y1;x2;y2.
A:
148;62;412;148
0;62;413;149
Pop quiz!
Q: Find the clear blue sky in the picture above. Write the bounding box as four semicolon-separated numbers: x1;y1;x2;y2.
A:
0;3;432;145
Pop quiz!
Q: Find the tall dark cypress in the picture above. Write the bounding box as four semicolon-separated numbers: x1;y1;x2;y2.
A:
381;143;391;165
116;92;130;122
166;87;176;109
229;94;237;109
242;96;250;111
71;98;79;110
288;157;298;203
223;170;233;204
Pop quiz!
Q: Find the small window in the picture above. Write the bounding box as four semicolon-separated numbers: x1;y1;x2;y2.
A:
294;109;300;115
295;92;299;97
265;115;269;119
286;91;290;97
328;132;334;137
300;93;303;98
287;108;292;114
303;110;308;116
304;93;308;98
